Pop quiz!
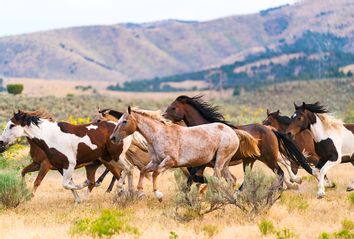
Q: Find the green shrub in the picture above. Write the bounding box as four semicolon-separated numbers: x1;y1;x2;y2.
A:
6;84;24;95
70;209;139;238
259;219;276;235
169;231;178;239
0;172;31;208
333;230;354;239
276;228;299;239
349;192;354;206
318;232;330;239
202;224;219;238
281;193;309;211
342;219;354;231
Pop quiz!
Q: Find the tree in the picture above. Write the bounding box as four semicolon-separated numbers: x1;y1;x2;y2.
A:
7;84;24;95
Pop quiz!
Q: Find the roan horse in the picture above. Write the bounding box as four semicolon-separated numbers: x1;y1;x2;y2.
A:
110;106;240;201
0;110;133;203
93;108;192;192
163;96;314;189
263;109;335;188
286;102;354;197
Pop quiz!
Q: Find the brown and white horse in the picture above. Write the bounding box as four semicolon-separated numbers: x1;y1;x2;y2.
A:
110;106;240;201
0;110;133;203
263;109;335;188
286;102;354;197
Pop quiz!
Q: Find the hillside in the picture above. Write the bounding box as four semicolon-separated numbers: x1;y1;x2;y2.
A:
1;0;354;82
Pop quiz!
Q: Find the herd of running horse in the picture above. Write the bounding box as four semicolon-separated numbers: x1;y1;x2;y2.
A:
0;95;353;204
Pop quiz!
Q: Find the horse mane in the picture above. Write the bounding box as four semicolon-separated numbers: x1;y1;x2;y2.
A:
317;114;343;130
276;114;291;125
99;109;123;120
298;102;343;130
131;108;172;125
297;102;329;114
14;109;55;126
175;95;236;128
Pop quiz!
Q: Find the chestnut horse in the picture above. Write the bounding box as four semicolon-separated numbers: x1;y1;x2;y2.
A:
286;102;354;197
0;110;132;203
263;109;335;188
110;106;240;201
163;96;313;189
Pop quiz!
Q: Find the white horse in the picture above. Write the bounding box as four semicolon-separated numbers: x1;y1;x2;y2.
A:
286;102;354;198
110;106;240;201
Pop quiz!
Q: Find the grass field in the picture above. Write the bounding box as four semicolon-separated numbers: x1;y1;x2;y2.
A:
0;78;353;239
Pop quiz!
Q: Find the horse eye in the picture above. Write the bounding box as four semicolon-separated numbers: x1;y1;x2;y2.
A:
297;117;301;121
122;120;127;125
9;124;15;129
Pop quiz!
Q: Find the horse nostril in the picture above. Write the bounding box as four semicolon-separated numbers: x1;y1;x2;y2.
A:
287;132;292;137
110;136;116;142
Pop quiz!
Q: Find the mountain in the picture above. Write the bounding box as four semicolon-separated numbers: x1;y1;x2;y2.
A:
0;0;354;82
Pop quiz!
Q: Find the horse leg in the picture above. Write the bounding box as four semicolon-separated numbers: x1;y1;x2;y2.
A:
279;156;302;185
317;158;341;199
137;160;158;197
116;154;135;194
238;159;255;191
152;156;176;201
106;177;116;193
21;162;40;177
100;160;123;193
95;168;110;187
32;160;52;196
83;162;101;200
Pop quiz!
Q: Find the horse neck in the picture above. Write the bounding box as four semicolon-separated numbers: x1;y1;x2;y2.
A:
309;115;327;141
25;119;56;140
275;119;289;133
133;113;166;144
183;104;210;126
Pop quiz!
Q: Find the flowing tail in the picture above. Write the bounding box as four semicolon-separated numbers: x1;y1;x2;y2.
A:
234;129;261;158
273;130;313;175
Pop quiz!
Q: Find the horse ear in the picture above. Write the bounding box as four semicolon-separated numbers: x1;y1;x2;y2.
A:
302;102;306;110
266;109;270;115
294;102;299;109
276;109;280;114
128;106;131;114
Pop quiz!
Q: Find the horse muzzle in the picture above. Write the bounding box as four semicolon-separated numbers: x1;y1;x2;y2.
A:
0;140;7;153
110;135;122;144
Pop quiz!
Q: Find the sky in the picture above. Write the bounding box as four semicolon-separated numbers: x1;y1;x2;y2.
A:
0;0;297;37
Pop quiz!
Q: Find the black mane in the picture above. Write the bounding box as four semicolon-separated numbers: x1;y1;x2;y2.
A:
296;102;329;114
99;109;123;119
276;114;291;125
14;111;41;127
176;95;236;128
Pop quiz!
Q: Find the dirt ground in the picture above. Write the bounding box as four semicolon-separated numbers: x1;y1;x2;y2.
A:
0;162;352;239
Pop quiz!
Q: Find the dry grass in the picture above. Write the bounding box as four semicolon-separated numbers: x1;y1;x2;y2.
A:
0;162;352;239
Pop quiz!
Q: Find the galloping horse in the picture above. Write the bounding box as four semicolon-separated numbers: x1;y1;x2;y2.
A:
286;102;354;197
0;110;133;203
263;109;335;188
163;96;313;189
110;106;240;201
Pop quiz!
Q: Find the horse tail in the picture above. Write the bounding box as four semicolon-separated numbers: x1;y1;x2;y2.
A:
131;132;149;152
234;129;261;158
273;129;313;175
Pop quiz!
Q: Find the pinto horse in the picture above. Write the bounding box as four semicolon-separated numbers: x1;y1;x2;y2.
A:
163;96;313;189
263;109;336;188
0;110;133;203
110;106;240;201
286;102;354;197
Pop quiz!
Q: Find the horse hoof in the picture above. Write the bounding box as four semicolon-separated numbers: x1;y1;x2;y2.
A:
317;193;325;199
137;191;146;199
154;190;163;201
347;186;353;192
158;197;163;202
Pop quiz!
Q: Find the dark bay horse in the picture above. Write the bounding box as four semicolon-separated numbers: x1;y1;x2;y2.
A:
286;102;354;196
163;96;313;189
0;110;131;203
263;109;336;187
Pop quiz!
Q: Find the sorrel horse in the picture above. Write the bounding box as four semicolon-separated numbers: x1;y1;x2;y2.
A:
110;106;240;201
0;110;133;203
286;102;354;197
263;109;335;188
93;108;191;192
163;96;313;189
